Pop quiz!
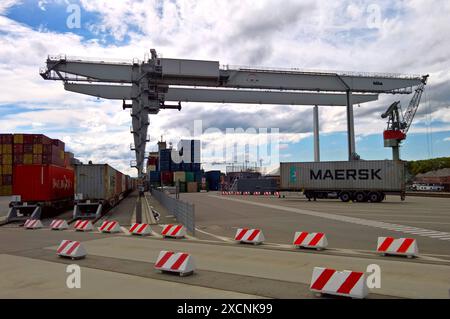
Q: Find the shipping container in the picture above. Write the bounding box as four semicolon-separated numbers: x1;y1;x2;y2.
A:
13;164;74;202
206;170;221;191
187;182;198;193
0;134;13;144
13;134;23;144
173;171;186;183
280;160;406;202
149;171;161;182
161;171;173;185
185;171;195;182
237;178;277;193
74;164;122;206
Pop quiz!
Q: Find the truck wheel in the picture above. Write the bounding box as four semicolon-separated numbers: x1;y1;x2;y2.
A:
368;192;381;203
339;192;351;202
355;192;367;202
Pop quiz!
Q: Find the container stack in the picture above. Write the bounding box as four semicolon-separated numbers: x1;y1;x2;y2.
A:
0;133;74;196
147;139;203;192
0;134;13;196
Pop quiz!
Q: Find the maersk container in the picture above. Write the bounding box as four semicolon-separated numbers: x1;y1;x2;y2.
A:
74;164;121;206
13;164;74;202
280;160;406;202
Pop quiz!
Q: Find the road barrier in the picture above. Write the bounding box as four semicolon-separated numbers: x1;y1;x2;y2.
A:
161;224;186;238
293;232;328;250
310;267;368;299
98;220;121;233
56;240;87;259
234;228;265;245
129;223;152;236
154;250;195;276
377;237;418;258
23;219;43;229
74;220;93;232
151;189;195;235
50;219;69;230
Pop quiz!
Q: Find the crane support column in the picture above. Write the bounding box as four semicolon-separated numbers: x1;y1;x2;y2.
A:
346;90;356;160
313;105;320;162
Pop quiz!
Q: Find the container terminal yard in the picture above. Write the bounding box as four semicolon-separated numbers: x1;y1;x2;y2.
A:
0;2;450;306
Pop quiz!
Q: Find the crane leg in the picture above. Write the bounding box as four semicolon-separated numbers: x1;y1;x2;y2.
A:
346;91;356;160
313;105;320;162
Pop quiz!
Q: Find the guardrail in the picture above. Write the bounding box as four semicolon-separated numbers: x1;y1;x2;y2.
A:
150;188;195;235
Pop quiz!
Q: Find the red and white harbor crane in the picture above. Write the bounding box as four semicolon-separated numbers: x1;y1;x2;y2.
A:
381;75;429;160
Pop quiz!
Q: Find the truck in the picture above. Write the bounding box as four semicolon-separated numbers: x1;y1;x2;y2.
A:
73;163;132;219
280;160;406;202
5;164;75;222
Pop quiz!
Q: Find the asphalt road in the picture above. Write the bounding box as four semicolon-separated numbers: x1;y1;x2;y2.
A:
1;191;449;298
179;193;450;258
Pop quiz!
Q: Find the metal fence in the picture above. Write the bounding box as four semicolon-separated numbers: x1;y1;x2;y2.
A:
151;189;195;235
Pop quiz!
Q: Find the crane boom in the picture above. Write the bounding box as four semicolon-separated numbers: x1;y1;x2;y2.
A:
381;75;429;160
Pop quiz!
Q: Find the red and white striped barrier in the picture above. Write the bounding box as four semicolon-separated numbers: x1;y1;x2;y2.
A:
161;224;186;238
234;228;265;245
73;220;94;232
129;223;152;236
274;192;280;197
253;192;261;196
154;250;195;276
293;232;328;250
23;219;43;229
263;192;271;196
50;219;69;230
310;267;368;299
377;237;418;258
243;192;250;195
98;220;121;233
56;240;87;259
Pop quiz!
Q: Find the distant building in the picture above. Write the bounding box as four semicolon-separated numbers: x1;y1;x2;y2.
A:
414;168;450;191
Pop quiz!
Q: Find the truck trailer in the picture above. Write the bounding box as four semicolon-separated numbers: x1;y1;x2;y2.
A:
280;160;406;202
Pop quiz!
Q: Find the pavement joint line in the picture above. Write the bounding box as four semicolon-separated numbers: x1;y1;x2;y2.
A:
209;194;450;243
194;227;234;242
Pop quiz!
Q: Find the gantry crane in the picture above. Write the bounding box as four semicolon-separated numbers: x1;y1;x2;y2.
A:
381;75;429;160
40;49;426;178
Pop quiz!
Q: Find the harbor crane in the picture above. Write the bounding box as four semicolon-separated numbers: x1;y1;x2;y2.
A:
40;49;426;178
381;75;429;160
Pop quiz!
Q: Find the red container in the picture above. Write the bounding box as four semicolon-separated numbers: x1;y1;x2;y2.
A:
13;144;23;154
0;134;13;144
23;134;34;144
52;139;65;150
161;171;173;184
13;165;74;202
23;144;33;154
14;154;24;165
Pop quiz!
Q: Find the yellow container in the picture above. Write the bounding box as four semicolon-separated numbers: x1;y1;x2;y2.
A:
173;171;186;183
2;154;12;165
24;154;33;165
13;134;23;144
33;144;43;154
2;144;12;154
60;150;65;160
2;165;12;175
0;186;12;196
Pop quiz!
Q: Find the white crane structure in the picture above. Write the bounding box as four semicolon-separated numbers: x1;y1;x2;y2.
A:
40;49;426;178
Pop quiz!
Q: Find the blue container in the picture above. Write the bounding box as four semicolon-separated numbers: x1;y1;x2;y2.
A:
206;170;221;191
192;163;201;171
149;171;160;182
194;171;203;183
181;162;191;171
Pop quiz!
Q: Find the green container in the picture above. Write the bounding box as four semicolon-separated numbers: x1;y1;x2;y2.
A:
179;181;187;193
185;171;195;182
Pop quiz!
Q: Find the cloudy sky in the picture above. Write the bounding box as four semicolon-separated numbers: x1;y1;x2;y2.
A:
0;0;449;176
